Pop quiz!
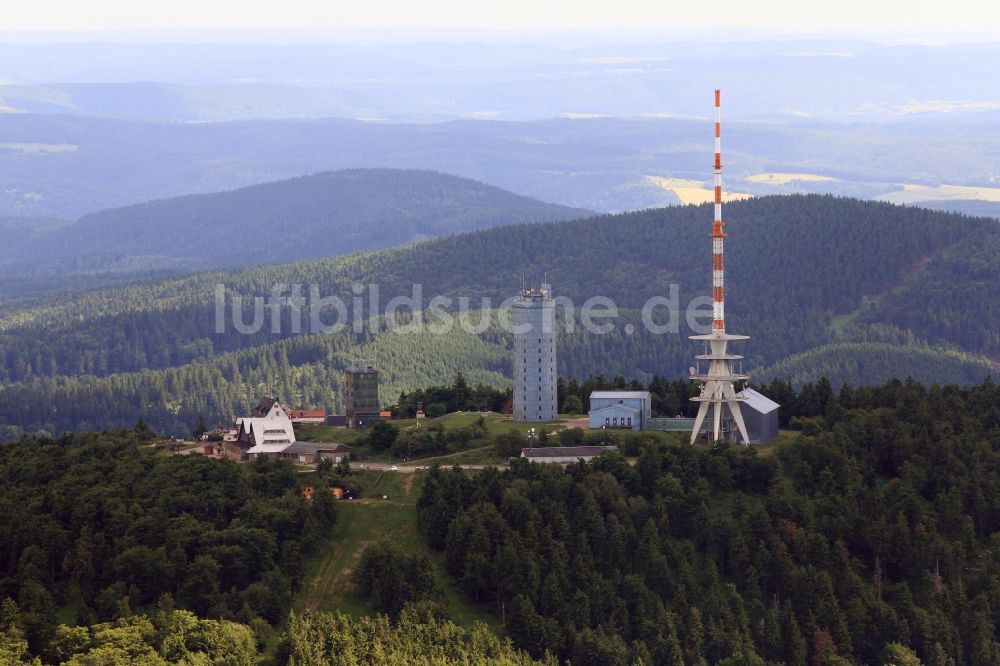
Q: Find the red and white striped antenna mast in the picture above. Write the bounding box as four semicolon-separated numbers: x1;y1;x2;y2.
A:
689;89;752;445
712;89;726;332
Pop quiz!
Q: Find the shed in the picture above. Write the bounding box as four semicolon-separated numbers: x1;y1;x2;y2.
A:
223;439;252;461
281;442;352;464
737;388;780;444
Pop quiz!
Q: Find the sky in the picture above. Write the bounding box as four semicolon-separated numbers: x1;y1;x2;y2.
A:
3;0;999;33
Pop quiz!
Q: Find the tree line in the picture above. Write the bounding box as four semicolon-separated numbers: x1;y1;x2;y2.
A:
0;428;336;661
417;377;1000;665
0;195;995;438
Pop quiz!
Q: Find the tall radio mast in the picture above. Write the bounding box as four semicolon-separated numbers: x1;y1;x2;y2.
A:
689;90;751;445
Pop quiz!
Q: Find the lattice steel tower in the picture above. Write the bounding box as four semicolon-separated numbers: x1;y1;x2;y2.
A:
689;90;751;445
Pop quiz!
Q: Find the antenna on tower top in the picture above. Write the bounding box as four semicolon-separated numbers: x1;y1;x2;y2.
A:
686;89;751;447
711;88;726;333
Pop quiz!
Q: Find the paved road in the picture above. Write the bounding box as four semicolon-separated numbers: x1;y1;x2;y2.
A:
348;462;499;473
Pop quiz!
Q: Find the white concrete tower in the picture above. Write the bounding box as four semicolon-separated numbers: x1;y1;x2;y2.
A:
690;90;751;445
513;283;557;422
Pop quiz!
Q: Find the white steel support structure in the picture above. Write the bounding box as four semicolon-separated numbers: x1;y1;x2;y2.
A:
690;90;751;445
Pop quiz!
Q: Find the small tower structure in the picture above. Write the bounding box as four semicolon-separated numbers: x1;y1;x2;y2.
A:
512;283;557;422
345;359;379;429
690;90;751;445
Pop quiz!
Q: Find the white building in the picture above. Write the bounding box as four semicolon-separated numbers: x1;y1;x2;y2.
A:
588;390;652;431
512;284;557;422
235;399;297;459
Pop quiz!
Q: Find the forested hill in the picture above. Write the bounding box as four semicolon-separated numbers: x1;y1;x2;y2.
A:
0;169;587;278
418;378;1000;665
0;194;997;436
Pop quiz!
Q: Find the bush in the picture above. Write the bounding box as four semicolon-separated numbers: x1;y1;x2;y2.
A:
355;542;439;617
562;395;584;414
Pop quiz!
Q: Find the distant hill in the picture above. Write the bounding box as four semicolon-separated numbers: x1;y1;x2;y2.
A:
0;194;996;437
0;169;587;278
2;112;1000;220
909;199;1000;220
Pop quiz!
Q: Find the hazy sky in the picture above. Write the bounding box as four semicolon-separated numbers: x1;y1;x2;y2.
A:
4;0;998;32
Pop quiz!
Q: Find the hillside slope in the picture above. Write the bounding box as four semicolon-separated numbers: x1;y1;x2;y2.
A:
0;169;587;277
0;195;996;436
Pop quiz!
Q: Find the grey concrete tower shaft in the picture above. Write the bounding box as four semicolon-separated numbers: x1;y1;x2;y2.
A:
512;285;557;422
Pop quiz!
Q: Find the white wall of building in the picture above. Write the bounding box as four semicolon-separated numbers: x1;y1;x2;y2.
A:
588;390;652;430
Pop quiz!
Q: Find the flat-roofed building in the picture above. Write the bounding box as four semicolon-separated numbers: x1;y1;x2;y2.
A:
346;361;380;429
285;407;327;424
521;445;617;464
281;442;352;465
588;390;652;430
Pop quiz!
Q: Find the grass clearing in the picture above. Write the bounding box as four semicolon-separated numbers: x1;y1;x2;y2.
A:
463;411;568;437
294;423;366;444
295;470;497;629
417;445;500;466
300;412;573;465
830;307;863;336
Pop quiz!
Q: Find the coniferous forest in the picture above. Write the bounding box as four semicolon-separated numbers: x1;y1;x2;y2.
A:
0;429;337;662
0;194;996;438
5;17;1000;666
418;378;1000;666
2;378;1000;664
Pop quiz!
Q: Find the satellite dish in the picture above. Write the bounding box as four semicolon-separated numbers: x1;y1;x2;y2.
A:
689;366;697;376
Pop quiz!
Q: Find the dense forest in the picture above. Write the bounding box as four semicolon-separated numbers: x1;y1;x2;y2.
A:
0;429;336;661
0;195;995;437
3;377;1000;664
418;378;1000;665
0;312;990;440
0;169;586;278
